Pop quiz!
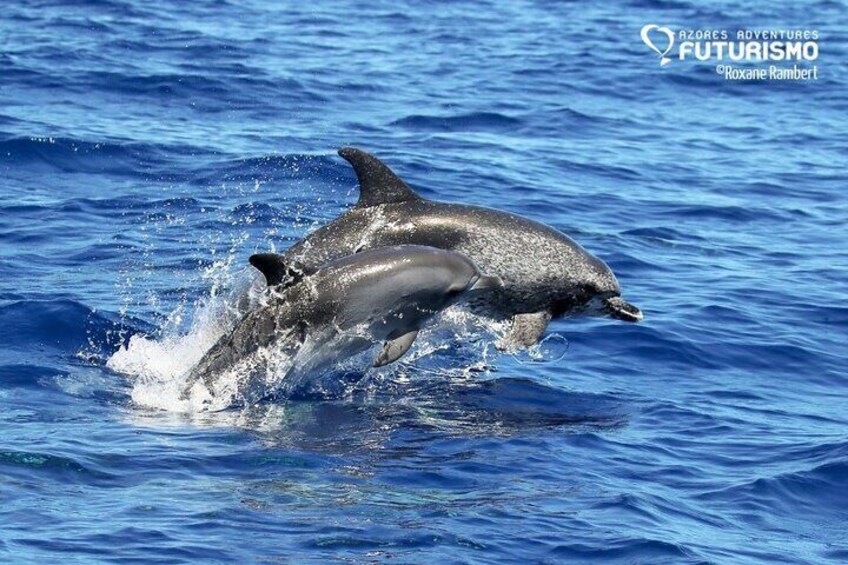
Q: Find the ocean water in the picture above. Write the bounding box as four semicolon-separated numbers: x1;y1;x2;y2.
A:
2;0;847;562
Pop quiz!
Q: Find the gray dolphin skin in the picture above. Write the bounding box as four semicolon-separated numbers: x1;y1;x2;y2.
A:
184;245;502;396
255;147;642;350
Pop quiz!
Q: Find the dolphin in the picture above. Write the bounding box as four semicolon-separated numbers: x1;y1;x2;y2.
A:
251;147;642;350
183;245;502;400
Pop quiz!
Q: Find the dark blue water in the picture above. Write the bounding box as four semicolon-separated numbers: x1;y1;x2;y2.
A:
2;1;847;562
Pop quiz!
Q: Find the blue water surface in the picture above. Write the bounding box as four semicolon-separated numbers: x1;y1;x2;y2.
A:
2;1;847;563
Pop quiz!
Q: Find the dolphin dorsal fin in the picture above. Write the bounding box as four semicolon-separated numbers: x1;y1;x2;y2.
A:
249;253;289;286
338;147;422;208
249;253;307;287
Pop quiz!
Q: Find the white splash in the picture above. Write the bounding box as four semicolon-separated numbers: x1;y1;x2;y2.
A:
107;264;266;412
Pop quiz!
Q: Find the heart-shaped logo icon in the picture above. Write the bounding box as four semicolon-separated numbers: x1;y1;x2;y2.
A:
641;24;675;66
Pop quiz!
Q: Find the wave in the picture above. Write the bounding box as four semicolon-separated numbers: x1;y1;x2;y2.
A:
0;137;352;197
0;364;66;390
0;449;117;487
390;112;524;132
696;457;848;520
0;299;152;361
0;135;209;180
406;376;626;433
125;374;626;452
189;153;343;187
660;203;786;222
550;537;693;562
83;70;322;105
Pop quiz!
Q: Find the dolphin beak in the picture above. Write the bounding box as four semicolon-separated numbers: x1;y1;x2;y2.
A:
469;274;503;293
605;296;643;322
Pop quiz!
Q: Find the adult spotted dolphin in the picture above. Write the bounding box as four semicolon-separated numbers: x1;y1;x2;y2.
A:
184;245;502;398
254;147;642;350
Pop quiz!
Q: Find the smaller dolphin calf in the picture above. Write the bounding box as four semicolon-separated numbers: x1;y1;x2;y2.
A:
183;245;502;401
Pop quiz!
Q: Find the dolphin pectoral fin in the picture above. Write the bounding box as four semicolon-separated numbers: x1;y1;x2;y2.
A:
249;254;308;287
469;274;503;293
373;330;419;367
496;311;552;352
338;147;424;208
